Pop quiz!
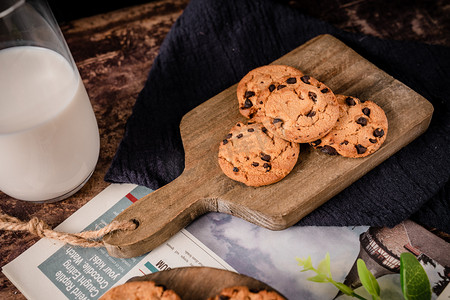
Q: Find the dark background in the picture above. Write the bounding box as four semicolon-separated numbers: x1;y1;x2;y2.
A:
47;0;154;22
47;0;449;47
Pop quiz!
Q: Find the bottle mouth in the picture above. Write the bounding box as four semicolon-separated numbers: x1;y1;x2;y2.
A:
0;0;25;19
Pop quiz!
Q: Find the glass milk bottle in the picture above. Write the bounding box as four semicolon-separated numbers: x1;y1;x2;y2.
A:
0;0;100;202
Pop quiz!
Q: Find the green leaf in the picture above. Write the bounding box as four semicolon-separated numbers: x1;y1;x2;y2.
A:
307;274;328;283
317;253;332;277
400;253;431;300
357;259;381;300
298;256;314;272
330;281;355;296
296;257;305;266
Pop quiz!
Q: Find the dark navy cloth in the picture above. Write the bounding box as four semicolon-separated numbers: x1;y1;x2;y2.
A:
105;0;450;233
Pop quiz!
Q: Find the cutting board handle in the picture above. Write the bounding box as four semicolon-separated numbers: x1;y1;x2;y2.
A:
103;170;216;258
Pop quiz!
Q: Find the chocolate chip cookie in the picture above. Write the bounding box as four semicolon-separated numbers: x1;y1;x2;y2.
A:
261;74;339;143
218;121;300;187
100;281;181;300
208;286;285;300
310;94;388;158
237;65;304;121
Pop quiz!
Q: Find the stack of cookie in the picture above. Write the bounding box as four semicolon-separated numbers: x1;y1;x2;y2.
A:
208;285;284;300
218;65;388;187
99;281;284;299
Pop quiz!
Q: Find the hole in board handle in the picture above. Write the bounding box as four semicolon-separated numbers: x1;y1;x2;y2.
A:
130;218;140;229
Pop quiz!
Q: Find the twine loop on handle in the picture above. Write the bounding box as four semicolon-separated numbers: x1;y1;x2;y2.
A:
27;216;51;237
0;211;137;248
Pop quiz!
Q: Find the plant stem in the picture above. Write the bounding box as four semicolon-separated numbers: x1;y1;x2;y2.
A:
352;293;368;300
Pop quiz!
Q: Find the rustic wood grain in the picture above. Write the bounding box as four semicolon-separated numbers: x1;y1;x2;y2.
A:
103;34;433;258
127;267;287;300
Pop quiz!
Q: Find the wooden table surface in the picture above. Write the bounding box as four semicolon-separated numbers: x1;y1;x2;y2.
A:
0;0;448;298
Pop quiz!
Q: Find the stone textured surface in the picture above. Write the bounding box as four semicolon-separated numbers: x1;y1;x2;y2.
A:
0;0;448;298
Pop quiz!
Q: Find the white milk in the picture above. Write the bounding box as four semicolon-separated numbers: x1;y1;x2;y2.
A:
0;46;99;201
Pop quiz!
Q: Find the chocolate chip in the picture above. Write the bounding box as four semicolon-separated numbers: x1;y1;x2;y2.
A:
356;117;368;126
242;99;253;108
320;145;338;155
261;127;268;133
244;91;255;98
263;163;271;171
362;107;371;116
248;121;255;124
226;133;232;139
286;77;297;84
236;133;243;138
300;75;310;84
252;162;259;167
373;128;385;137
311;139;321;146
260;153;271;161
247;128;254;132
273;118;283;124
369;138;377;143
345;97;356;106
307;110;316;117
308;91;317;102
219;295;230;300
222;139;228;145
268;84;276;92
355;144;367;154
277;84;286;90
340;140;349;145
321;88;329;93
232;167;239;172
155;283;167;289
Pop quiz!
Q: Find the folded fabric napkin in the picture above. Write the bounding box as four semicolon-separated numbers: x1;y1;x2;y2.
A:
105;0;450;233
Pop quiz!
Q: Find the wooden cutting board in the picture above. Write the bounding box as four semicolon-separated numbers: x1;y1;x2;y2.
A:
103;34;433;258
127;267;287;299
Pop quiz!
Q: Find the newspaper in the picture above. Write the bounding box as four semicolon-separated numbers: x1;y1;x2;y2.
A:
3;184;234;300
3;184;449;299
